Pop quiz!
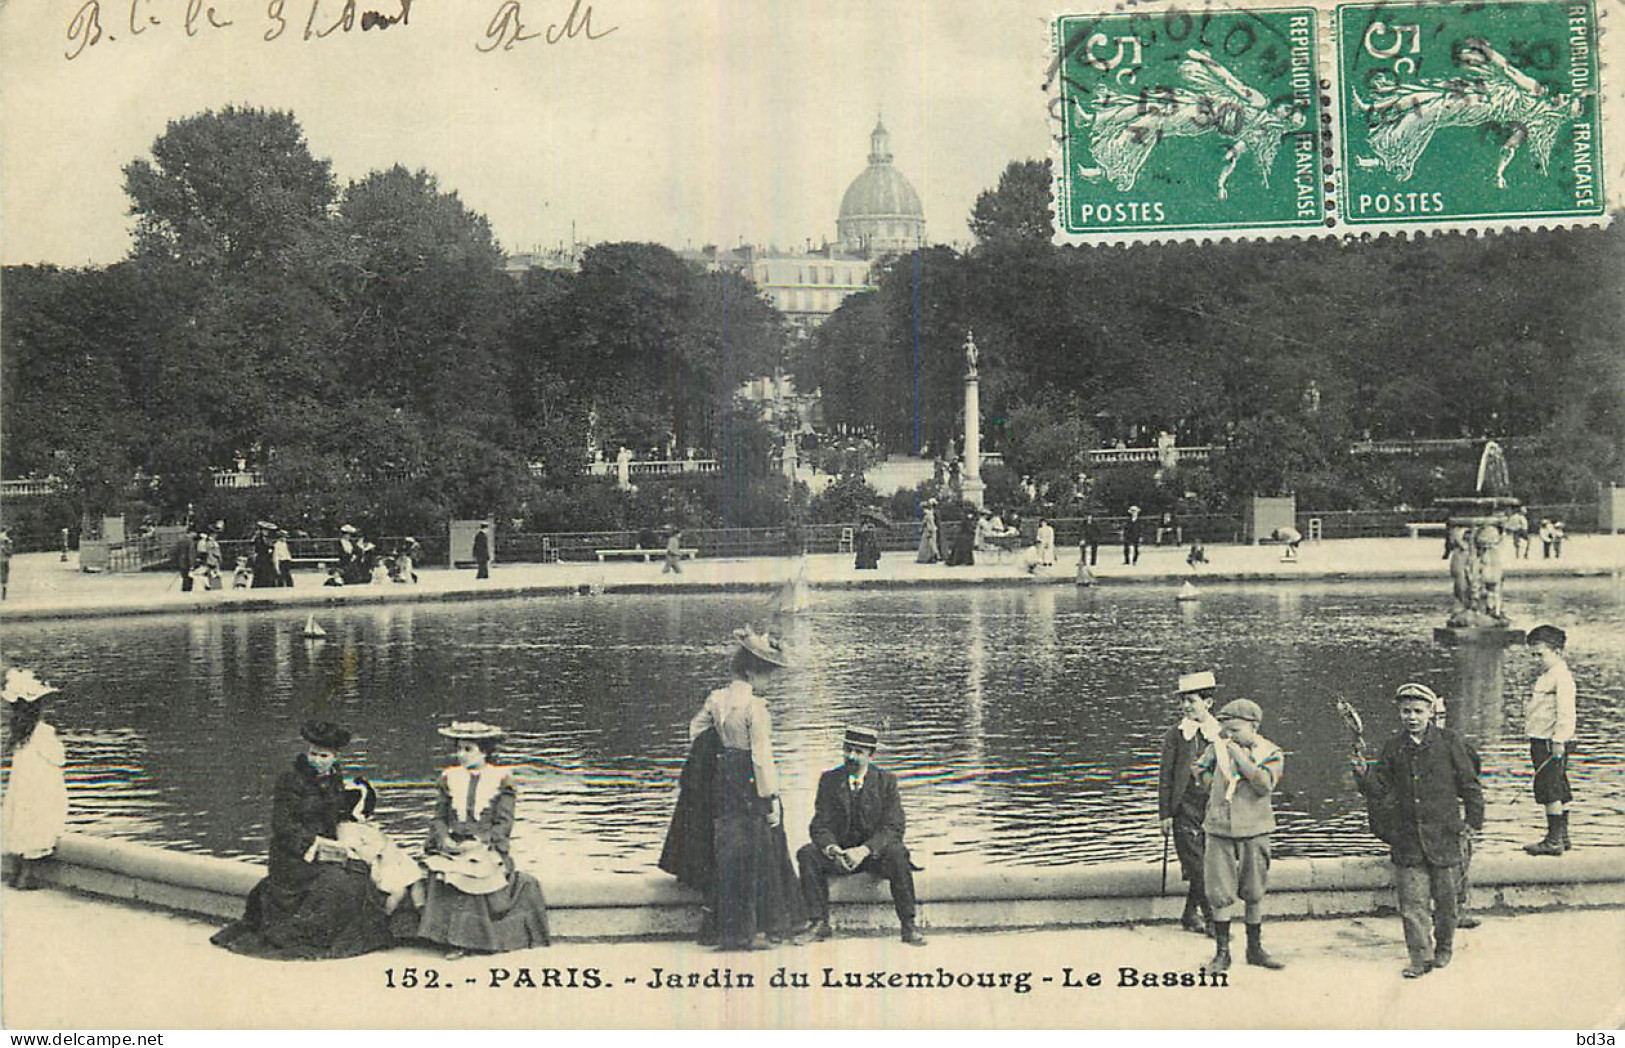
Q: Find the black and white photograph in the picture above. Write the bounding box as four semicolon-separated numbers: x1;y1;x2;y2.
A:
1;0;1623;1033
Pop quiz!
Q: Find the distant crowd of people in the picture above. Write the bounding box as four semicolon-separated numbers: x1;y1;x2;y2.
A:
171;522;422;592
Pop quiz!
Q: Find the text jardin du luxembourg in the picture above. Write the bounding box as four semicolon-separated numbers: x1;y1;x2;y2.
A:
641;966;1228;994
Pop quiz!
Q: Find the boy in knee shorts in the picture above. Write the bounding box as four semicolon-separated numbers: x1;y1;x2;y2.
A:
1192;698;1286;973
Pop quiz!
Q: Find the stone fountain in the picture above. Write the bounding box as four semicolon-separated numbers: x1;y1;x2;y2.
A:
1433;440;1526;645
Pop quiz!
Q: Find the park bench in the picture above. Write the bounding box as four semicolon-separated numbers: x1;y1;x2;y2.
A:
1404;522;1448;539
594;548;699;563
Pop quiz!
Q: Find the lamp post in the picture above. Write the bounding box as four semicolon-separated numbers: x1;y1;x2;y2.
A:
961;330;985;509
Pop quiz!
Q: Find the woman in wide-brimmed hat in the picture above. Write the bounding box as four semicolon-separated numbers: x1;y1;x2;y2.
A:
661;626;804;950
3;668;69;889
416;721;550;958
210;719;395;959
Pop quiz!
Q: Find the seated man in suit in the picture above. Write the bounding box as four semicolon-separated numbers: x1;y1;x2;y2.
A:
796;727;926;946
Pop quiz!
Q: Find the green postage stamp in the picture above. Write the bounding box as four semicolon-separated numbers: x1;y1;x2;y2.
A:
1338;0;1604;226
1050;0;1608;242
1052;8;1325;238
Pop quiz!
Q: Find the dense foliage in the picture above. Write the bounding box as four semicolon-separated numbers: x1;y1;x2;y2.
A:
4;124;1621;546
2;108;787;541
792;159;1625;511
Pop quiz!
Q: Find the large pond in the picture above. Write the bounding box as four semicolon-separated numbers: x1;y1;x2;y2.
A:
3;578;1622;877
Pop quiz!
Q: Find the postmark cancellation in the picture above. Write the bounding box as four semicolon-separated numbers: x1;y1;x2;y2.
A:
1051;0;1613;243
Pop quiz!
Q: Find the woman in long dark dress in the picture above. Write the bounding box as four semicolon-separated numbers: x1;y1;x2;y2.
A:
210;720;395;959
416;722;550;958
665;626;804;950
946;509;977;566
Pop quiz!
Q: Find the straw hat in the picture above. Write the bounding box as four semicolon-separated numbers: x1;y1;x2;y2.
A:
2;668;57;705
438;720;505;741
842;726;880;751
423;846;509;895
733;625;792;668
1176;671;1218;695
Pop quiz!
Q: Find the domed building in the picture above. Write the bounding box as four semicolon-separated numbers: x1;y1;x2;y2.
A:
836;119;925;257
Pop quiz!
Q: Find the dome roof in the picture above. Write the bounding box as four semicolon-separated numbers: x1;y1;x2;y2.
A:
840;167;923;220
838;120;923;221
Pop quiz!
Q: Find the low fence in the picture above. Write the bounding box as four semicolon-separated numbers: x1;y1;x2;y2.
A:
83;502;1607;573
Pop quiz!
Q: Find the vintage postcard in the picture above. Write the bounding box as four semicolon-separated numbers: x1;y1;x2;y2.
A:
3;0;1625;1036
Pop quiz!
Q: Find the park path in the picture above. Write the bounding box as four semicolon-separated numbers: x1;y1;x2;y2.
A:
3;535;1621;623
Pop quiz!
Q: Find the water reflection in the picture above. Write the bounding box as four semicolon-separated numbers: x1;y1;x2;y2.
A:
2;579;1622;875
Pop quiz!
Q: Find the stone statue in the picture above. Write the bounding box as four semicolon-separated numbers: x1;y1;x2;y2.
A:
1446;521;1508;627
964;330;978;378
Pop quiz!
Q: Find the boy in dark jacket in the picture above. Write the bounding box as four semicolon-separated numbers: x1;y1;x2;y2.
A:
1159;671;1222;935
1353;682;1485;978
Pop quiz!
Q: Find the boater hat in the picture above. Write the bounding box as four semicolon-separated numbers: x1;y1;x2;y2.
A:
438;721;505;741
843;726;880;751
1217;699;1263;724
300;719;352;750
2;668;57;705
1177;671;1218;695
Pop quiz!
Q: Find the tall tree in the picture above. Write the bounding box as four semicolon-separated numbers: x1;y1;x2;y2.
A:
968;159;1055;248
123;107;337;272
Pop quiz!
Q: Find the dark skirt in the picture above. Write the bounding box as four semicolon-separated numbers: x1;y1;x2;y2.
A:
660;729;721;893
417;869;551;952
711;749;805;948
211;863;394;960
947;524;975;566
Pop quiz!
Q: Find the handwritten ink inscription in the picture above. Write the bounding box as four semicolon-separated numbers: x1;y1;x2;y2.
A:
477;0;617;53
63;0;615;60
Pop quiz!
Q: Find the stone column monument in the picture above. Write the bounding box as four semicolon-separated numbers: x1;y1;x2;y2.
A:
961;330;985;509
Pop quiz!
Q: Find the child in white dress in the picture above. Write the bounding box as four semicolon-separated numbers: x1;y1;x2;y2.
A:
3;668;69;890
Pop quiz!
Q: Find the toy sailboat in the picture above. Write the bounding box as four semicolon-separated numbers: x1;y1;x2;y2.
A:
302;614;327;639
1175;581;1201;602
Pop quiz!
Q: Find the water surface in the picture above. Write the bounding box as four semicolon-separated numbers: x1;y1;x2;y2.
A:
4;578;1622;877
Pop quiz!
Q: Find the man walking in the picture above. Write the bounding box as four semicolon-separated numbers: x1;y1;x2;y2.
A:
1122;506;1144;565
1353;683;1484;977
796;727;925;946
1160;671;1222;936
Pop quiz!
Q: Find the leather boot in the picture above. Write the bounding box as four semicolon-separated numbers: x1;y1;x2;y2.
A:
1560;811;1572;851
1524;813;1564;856
900;920;927;946
1180;887;1206;934
1209;922;1232;973
1245;923;1285;969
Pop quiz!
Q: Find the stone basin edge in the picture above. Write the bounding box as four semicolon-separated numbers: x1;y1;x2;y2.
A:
0;560;1617;625
11;833;1622;940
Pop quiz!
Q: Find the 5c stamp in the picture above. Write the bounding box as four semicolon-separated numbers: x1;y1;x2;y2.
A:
1338;0;1603;225
1053;7;1324;237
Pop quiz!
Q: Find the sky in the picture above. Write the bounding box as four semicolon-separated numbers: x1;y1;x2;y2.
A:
0;0;1065;265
